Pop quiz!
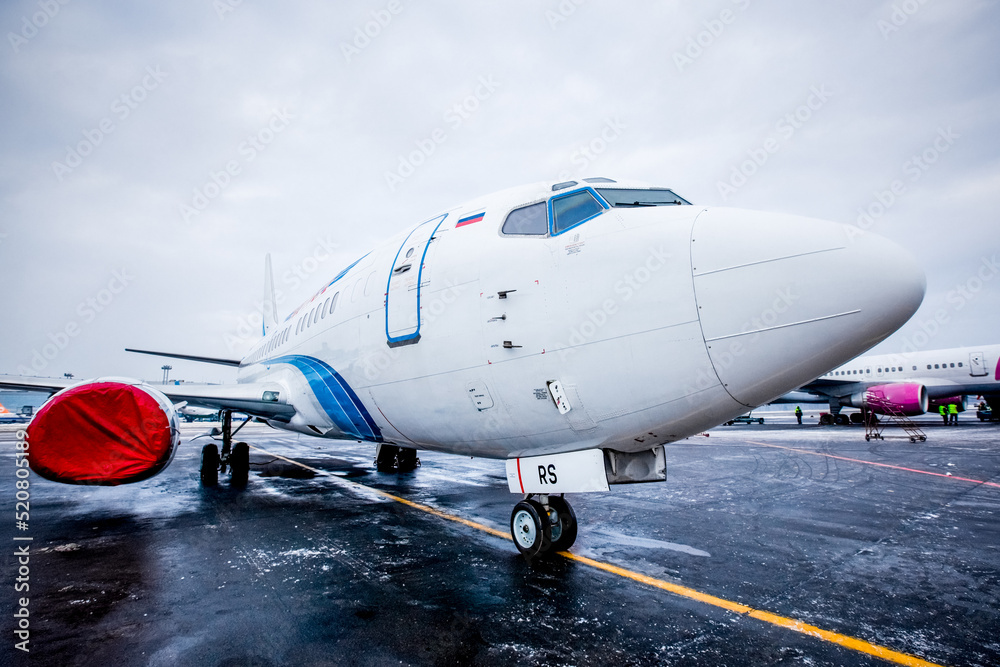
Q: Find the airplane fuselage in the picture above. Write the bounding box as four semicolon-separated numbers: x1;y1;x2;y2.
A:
810;344;1000;404
234;178;925;459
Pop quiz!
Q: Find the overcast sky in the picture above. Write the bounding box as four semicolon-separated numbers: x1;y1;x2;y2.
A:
1;1;998;384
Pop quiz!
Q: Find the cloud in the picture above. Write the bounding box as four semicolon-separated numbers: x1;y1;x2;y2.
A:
0;1;997;380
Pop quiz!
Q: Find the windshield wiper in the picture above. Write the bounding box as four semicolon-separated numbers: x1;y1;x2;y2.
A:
615;200;682;207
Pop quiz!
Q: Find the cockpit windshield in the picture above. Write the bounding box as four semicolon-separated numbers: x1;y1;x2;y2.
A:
596;188;691;207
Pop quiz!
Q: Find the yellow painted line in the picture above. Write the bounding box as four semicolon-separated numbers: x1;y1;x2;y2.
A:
247;444;946;667
248;445;510;539
561;551;942;667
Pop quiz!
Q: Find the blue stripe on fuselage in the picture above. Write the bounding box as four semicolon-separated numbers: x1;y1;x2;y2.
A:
271;355;382;442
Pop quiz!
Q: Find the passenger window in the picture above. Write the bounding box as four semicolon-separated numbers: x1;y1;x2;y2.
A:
329;292;339;315
502;202;547;235
551;190;606;235
321;298;330;319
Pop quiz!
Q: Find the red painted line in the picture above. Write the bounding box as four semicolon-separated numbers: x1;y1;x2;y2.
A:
516;457;524;493
744;440;1000;489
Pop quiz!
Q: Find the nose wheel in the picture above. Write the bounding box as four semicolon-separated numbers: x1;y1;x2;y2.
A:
510;495;577;559
546;495;578;552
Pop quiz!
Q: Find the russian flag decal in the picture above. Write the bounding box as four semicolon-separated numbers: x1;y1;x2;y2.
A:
457;211;485;228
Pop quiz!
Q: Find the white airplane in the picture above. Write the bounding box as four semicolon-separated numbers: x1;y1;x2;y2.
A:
1;176;926;558
174;401;222;422
781;344;1000;422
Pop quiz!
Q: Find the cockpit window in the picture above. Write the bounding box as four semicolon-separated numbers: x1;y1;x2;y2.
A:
551;189;606;235
502;201;548;235
596;188;691;207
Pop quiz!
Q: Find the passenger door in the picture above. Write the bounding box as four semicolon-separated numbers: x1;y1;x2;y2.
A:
970;351;988;376
385;214;447;347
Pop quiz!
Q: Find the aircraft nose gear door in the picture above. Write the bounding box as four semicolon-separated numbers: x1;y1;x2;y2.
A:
385;213;448;348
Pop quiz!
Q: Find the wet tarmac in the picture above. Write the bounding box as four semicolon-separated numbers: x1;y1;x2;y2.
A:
2;414;999;666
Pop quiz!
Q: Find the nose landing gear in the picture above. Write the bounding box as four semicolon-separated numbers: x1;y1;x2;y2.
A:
199;410;251;487
510;494;577;559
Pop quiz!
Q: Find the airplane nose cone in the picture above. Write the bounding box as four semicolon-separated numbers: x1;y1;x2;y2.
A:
691;208;925;408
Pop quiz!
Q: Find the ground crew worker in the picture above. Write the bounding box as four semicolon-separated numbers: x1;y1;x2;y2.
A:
939;404;948;425
795;406;803;424
948;402;959;425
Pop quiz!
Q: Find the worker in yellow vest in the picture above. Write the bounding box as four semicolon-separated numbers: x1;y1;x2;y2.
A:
938;404;948;425
948;402;959;425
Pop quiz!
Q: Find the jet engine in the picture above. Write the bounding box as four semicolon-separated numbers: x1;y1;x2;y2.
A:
27;378;180;485
845;383;929;416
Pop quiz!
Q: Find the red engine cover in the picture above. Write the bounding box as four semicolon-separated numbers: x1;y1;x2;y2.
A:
27;380;179;485
864;383;929;416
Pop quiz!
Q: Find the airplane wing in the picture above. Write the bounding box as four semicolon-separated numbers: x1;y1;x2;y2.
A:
159;382;295;421
772;378;857;403
124;348;242;367
0;375;76;393
0;375;295;422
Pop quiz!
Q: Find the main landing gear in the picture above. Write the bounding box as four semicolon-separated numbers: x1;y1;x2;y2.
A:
510;494;578;559
374;444;421;472
200;410;250;487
